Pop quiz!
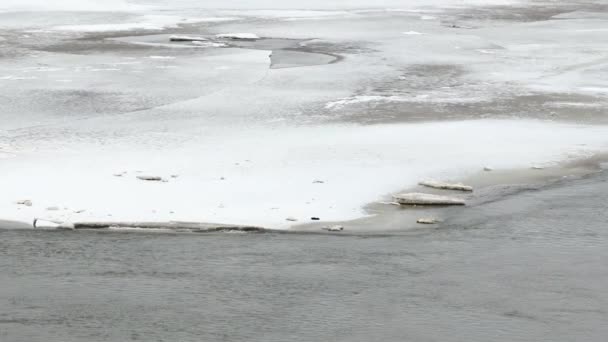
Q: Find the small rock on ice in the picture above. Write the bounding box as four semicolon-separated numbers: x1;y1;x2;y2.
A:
216;33;260;40
419;180;473;192
285;217;298;222
322;225;344;232
417;218;440;224
16;200;32;207
483;166;493;171
393;193;465;206
137;175;163;181
312;180;325;184
169;35;208;42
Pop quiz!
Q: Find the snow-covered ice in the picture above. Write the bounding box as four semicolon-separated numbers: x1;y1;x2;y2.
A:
1;0;608;229
51;15;239;32
1;120;608;228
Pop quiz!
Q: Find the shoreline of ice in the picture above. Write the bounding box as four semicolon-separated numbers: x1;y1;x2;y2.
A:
2;119;608;230
4;149;607;232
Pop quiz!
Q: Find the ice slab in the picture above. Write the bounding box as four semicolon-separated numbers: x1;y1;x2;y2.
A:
216;33;260;40
419;180;473;192
394;193;466;206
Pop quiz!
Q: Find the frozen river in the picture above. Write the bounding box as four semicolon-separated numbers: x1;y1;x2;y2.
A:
1;0;608;341
1;0;608;228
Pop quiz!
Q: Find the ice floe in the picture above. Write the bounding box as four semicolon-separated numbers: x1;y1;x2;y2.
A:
170;35;208;42
417;218;440;224
393;193;466;206
216;33;260;40
419;180;473;192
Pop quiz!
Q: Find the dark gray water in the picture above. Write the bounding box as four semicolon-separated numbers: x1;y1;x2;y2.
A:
2;173;608;342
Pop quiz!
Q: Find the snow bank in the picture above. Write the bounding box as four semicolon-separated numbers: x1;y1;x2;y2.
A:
1;120;607;229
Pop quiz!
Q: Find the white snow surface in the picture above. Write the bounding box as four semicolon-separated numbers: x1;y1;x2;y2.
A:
2;120;607;228
52;15;237;32
0;0;523;13
0;0;136;12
